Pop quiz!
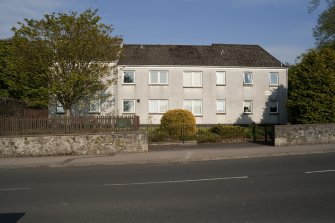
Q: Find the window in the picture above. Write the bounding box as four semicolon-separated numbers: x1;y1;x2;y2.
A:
269;100;278;113
149;100;168;113
122;100;135;113
269;72;279;86
56;101;64;114
216;100;226;113
89;99;100;114
183;100;202;116
149;71;168;84
216;71;226;85
183;71;202;87
243;72;253;85
243;101;253;114
123;70;135;84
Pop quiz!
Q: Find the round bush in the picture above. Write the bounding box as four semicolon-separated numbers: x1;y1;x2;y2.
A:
160;109;196;139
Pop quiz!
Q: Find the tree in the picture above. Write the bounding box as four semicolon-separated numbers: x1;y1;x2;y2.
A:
309;0;335;48
287;48;335;123
0;39;11;97
7;9;121;114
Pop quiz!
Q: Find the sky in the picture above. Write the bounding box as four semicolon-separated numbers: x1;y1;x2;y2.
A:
0;0;327;64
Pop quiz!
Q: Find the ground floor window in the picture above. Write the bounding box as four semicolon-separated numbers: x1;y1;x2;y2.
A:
216;100;226;113
122;100;135;113
183;100;202;116
243;100;253;114
149;100;168;113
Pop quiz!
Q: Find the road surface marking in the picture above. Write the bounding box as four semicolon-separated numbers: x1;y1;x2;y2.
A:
104;176;248;186
0;187;31;191
305;169;335;174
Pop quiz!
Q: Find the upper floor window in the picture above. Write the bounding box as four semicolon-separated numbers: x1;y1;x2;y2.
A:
122;100;135;113
243;100;253;114
216;71;226;85
183;71;202;87
216;100;226;113
269;72;279;86
149;100;168;113
183;100;202;116
123;70;135;84
149;71;168;85
89;99;100;114
243;72;253;85
269;100;279;114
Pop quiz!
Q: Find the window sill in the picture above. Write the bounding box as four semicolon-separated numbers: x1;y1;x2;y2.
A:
243;84;253;87
216;112;226;114
149;84;168;86
89;112;101;115
122;83;135;85
216;84;226;86
243;112;253;115
183;86;203;88
270;112;279;115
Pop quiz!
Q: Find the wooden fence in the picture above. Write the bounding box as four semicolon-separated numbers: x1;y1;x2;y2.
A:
0;115;140;136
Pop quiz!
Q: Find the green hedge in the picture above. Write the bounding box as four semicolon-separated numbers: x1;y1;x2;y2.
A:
196;125;249;143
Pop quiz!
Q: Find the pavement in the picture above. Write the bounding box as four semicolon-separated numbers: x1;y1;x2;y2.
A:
0;142;335;169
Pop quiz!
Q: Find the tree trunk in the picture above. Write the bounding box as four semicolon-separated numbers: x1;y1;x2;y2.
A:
65;108;71;117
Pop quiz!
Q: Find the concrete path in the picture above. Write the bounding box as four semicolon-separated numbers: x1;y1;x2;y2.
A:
0;142;334;169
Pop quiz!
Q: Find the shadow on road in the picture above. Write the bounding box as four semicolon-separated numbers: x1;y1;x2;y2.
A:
0;213;25;223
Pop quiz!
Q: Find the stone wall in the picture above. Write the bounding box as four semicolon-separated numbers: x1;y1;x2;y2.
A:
0;132;148;157
275;124;335;146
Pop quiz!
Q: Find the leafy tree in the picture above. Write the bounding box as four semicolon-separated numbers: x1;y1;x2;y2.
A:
7;9;121;114
309;0;335;48
0;39;11;97
287;48;335;123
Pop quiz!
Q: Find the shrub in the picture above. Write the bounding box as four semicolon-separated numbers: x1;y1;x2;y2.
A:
148;127;170;142
160;109;196;140
196;130;221;143
209;125;248;139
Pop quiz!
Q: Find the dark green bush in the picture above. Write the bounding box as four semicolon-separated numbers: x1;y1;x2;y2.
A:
196;130;221;143
148;127;169;142
209;125;248;139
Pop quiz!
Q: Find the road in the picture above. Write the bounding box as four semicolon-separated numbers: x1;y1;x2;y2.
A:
1;153;335;223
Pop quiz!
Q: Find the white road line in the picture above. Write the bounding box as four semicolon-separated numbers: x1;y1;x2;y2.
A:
305;169;335;174
104;176;248;186
0;187;31;191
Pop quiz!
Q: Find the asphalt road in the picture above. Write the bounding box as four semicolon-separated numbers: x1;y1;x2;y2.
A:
1;153;335;223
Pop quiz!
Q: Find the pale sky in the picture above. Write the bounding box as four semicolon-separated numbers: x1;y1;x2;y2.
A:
0;0;327;64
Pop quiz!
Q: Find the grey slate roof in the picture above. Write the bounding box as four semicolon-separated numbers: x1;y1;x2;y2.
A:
118;44;284;67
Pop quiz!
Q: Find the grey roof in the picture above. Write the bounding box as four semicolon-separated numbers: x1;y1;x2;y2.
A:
118;44;284;67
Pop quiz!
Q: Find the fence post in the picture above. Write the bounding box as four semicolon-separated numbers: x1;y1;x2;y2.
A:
264;124;268;142
252;122;256;142
133;116;140;131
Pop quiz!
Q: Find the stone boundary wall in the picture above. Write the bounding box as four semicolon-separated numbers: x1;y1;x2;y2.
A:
0;132;148;157
275;123;335;146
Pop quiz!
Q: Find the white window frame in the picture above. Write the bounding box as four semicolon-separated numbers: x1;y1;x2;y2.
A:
122;100;135;113
183;100;203;116
89;99;100;114
122;70;135;84
149;70;168;85
56;101;64;114
243;72;253;85
269;72;279;86
216;100;226;114
243;100;253;114
149;100;168;114
269;100;279;114
216;71;226;85
183;71;202;87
